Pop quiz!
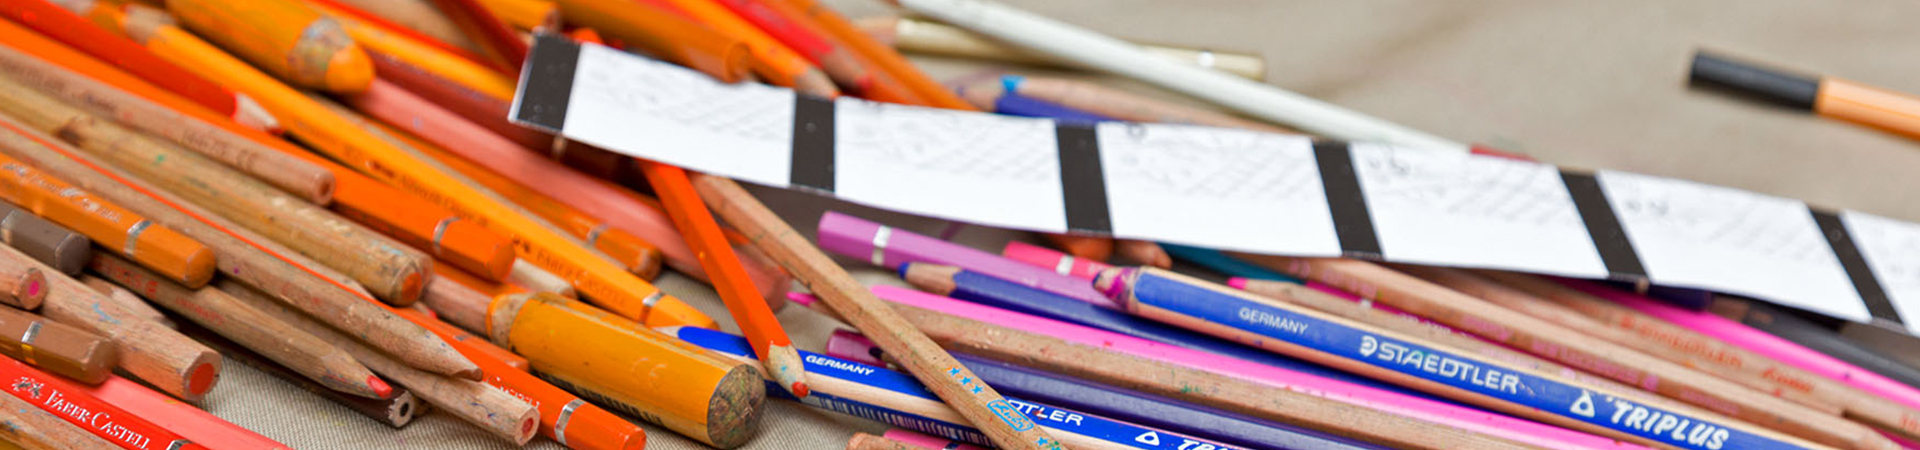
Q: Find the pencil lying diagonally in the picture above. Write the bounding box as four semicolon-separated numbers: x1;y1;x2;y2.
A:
0;76;433;305
88;252;393;400
218;279;539;444
0;40;333;205
0;388;118;450
690;173;1066;450
0;114;478;379
643;161;808;399
164;0;374;93
1094;267;1843;450
0;0;279;132
1233;256;1887;450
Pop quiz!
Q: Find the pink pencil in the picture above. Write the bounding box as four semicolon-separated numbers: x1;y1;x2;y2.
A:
883;429;988;450
1000;241;1110;280
1558;277;1920;413
791;288;1648;450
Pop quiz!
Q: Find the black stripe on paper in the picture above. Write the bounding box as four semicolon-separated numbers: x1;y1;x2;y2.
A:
1812;209;1900;324
788;95;837;193
1560;170;1649;280
1056;124;1112;234
1313;141;1382;258
512;34;582;133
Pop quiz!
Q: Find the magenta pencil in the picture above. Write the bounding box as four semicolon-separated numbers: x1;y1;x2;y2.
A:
1000;241;1110;280
883;428;988;450
816;212;1115;308
1559;277;1920;413
790;287;1648;450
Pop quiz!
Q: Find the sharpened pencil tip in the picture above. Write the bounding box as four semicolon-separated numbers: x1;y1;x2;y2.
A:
790;382;810;398
368;375;394;399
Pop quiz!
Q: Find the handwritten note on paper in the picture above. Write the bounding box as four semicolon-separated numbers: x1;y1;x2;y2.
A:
565;45;798;187
1841;211;1920;331
1349;143;1608;278
1597;171;1868;320
832;98;1069;232
1096;123;1341;256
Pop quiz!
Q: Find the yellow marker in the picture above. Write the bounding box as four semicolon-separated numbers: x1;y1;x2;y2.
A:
165;0;374;93
488;293;764;448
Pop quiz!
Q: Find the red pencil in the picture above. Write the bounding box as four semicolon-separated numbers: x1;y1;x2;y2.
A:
0;0;277;132
639;160;810;398
428;0;528;70
0;355;208;450
87;376;294;449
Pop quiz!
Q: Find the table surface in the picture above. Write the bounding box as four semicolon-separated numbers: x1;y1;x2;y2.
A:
204;0;1920;448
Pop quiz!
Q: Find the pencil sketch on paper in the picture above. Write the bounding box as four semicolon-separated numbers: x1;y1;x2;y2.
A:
1841;212;1920;330
1602;173;1829;263
1350;145;1583;228
1099;123;1320;202
575;48;792;143
834;98;1059;183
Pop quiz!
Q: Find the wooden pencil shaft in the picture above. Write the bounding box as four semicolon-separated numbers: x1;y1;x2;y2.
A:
0;303;116;384
772;0;971;109
474;0;557;30
0;241;220;401
884;301;1535;450
1470;270;1920;442
429;0;530;69
218;279;537;443
423;274;493;335
322;0;482;54
89;252;389;399
0;203;90;277
848;432;933;450
0;245;46;310
0;114;476;380
1007;76;1289;133
490;292;764;448
0;388;119;450
177;320;420;427
689;173;1064;450
1251;256;1878;449
0;80;432;304
79;276;174;328
166;0;375;92
393;307;529;372
509;258;575;298
0;44;335;205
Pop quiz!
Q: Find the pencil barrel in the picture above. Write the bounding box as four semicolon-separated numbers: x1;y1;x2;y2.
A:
0;204;90;277
0;305;117;385
0;382;121;450
489;292;765;448
167;0;374;92
178;319;423;428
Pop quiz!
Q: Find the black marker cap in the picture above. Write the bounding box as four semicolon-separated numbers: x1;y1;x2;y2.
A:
1688;51;1821;111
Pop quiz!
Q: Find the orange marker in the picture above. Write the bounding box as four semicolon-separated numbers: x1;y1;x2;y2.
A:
165;0;374;92
1692;51;1920;144
642;160;809;398
0;0;276;132
0;152;216;288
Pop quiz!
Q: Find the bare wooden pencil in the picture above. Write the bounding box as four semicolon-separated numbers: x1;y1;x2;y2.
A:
0;247;46;310
79;276;173;327
218;279;538;444
690;173;1066;450
0;389;118;450
175;320;423;428
0;79;430;304
847;432;933;450
0;45;335;204
0;115;477;379
1239;255;1891;450
2;244;220;401
89;252;393;399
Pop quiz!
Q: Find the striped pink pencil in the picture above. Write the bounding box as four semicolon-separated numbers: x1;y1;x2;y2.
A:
790;288;1648;450
1559;277;1920;413
1001;241;1110;280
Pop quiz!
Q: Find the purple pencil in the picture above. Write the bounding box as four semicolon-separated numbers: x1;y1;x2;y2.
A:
816;211;1116;308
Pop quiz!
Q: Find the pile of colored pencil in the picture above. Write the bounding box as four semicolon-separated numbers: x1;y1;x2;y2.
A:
0;0;1912;449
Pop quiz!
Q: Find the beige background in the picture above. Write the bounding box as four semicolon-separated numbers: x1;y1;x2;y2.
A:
206;0;1920;448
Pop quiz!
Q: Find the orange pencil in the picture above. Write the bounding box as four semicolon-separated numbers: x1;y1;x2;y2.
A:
768;0;972;109
642;160;809;398
476;0;558;31
716;0;920;102
165;0;375;93
0;0;277;132
649;0;838;97
394;304;530;372
112;7;715;328
0;147;217;288
551;0;754;82
1042;234;1113;262
1692;51;1920;144
428;0;528;69
412;134;665;280
304;0;491;65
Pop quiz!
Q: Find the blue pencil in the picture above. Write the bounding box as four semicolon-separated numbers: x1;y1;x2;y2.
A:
1093;266;1820;450
898;263;1436;400
665;326;1257;450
